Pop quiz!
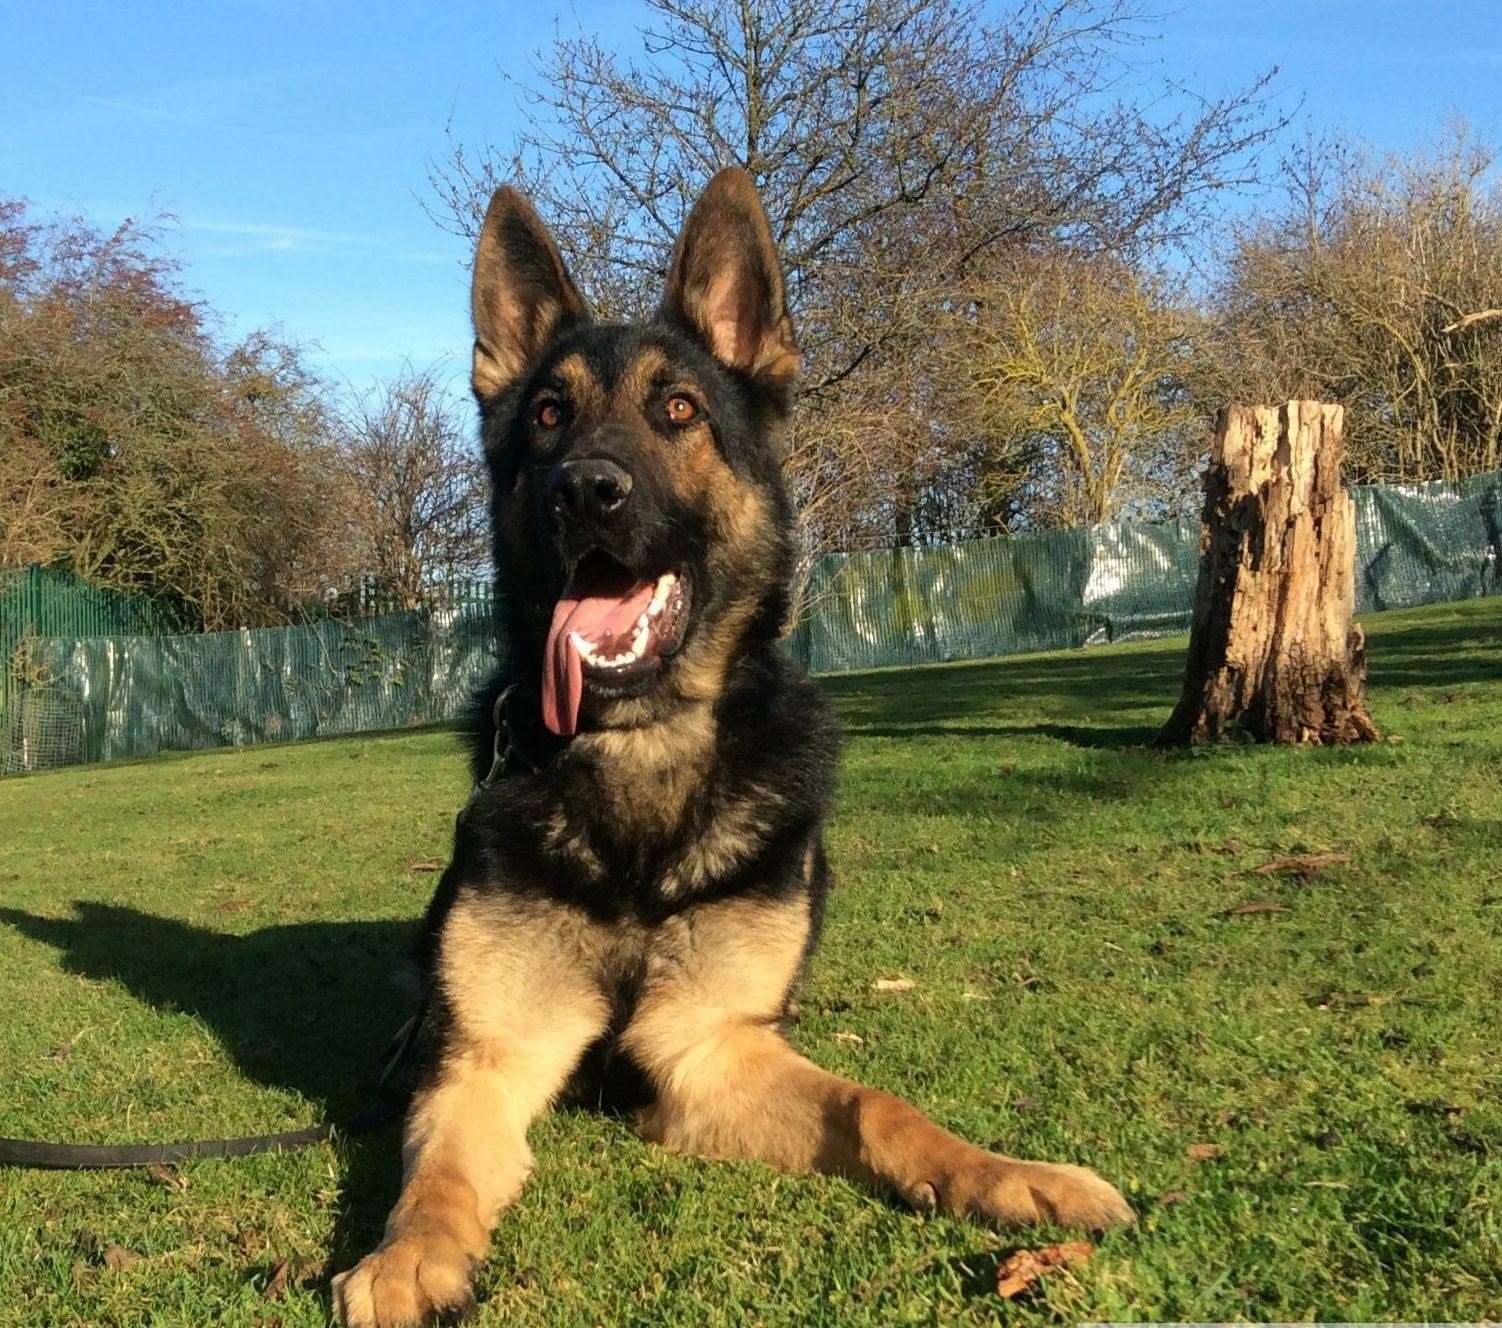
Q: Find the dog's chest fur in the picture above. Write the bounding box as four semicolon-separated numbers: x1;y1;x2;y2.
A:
457;652;838;922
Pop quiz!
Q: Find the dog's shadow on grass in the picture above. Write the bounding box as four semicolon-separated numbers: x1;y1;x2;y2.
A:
0;901;415;1272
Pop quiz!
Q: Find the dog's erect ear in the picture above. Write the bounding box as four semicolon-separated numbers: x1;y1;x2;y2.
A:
470;187;588;402
659;168;798;391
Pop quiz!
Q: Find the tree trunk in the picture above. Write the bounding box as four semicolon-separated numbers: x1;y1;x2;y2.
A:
1160;401;1379;746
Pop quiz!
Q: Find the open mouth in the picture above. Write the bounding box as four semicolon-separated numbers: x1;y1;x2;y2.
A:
541;550;692;736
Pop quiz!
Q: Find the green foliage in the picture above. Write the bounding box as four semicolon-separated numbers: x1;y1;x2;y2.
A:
1;596;1498;1324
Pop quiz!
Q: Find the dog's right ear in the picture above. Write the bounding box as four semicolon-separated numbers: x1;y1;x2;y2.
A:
470;187;588;403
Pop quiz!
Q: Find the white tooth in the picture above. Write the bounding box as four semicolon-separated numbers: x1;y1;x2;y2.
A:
570;631;614;668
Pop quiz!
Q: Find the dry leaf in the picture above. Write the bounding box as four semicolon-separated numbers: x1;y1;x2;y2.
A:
1253;852;1350;878
147;1163;188;1191
260;1256;325;1300
994;1241;1093;1298
406;859;444;873
833;1031;865;1045
1222;899;1289;917
263;1259;291;1301
1158;1189;1188;1206
103;1245;143;1272
871;978;916;992
1186;1142;1224;1162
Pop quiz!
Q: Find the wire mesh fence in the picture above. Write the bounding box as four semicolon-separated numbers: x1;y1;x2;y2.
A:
2;469;1498;774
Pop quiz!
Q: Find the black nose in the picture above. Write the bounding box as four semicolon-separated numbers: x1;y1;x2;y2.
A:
550;457;634;523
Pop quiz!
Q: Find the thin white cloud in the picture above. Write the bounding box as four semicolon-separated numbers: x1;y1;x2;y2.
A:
184;220;463;263
188;219;377;247
76;92;312;148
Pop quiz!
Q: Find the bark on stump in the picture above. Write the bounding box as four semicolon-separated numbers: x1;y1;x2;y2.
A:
1160;401;1380;745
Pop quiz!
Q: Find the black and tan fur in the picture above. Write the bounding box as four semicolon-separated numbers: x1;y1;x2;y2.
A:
332;170;1131;1328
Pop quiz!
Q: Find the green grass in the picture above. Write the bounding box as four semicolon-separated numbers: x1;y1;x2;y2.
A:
2;596;1499;1325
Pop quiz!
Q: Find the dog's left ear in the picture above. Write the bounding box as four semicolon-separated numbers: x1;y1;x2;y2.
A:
660;168;798;395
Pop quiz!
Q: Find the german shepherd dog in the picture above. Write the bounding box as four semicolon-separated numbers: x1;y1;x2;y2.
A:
332;169;1132;1326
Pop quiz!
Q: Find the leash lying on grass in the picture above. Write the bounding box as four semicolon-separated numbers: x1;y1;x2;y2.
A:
0;1007;423;1171
1;690;533;1173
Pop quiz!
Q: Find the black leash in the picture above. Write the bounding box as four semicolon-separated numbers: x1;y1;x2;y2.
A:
0;991;427;1172
2;686;545;1173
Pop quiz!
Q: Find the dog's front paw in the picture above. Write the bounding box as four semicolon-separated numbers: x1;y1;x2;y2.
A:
331;1235;476;1327
910;1153;1134;1231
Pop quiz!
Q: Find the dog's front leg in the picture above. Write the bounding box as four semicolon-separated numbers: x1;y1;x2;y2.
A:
333;892;609;1328
625;893;1133;1232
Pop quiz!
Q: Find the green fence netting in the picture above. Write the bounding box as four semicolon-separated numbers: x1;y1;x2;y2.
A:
2;604;501;773
3;469;1498;773
783;469;1501;674
0;565;167;709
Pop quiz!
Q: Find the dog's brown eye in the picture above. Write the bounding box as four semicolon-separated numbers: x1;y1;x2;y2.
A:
665;395;697;424
536;400;563;428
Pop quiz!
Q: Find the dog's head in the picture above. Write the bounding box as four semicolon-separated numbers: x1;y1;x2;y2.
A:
470;169;799;736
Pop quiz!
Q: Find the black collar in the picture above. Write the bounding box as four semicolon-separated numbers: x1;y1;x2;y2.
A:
476;680;573;792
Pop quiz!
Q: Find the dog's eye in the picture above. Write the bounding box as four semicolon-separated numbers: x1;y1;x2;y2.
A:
535;400;563;429
665;395;697;425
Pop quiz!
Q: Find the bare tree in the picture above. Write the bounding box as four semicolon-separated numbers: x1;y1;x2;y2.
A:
338;368;491;609
430;0;1283;570
1208;124;1502;484
942;253;1207;529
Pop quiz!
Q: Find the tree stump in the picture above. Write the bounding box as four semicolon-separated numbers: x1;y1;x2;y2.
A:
1160;401;1379;745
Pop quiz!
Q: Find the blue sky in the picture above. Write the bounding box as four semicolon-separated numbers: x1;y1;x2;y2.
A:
5;1;1500;399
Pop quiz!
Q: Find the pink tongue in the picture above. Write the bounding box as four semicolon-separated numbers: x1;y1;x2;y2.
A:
541;578;655;735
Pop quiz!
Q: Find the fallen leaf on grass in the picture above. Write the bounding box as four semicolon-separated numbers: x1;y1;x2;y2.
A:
406;859;445;873
1157;1189;1188;1206
870;978;916;992
103;1245;144;1272
1252;852;1350;878
263;1260;291;1300
262;1257;327;1300
1185;1142;1224;1162
1221;899;1289;917
77;1232;145;1273
146;1163;188;1191
995;1241;1093;1298
832;1031;865;1045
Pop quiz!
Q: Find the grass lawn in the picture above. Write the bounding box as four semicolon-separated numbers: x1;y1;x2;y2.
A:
1;595;1499;1326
